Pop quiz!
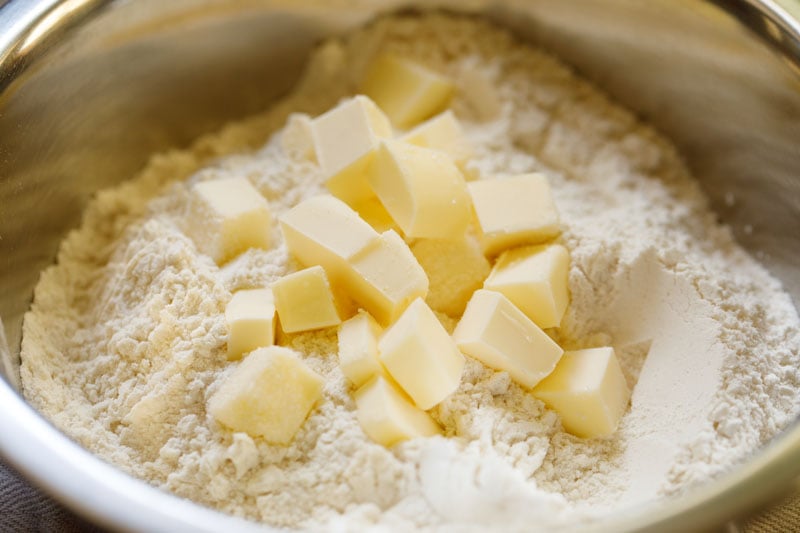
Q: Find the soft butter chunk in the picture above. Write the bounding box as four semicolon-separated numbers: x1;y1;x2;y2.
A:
279;195;378;283
281;113;316;162
368;140;472;239
411;233;490;317
344;230;428;326
338;310;385;387
468;174;560;256
187;177;272;264
226;288;276;360
272;266;343;333
484;244;570;329
352;197;400;234
401;110;471;167
361;54;455;129
311;95;392;204
379;298;464;410
453;289;563;388
355;376;442;446
533;347;630;438
208;346;324;445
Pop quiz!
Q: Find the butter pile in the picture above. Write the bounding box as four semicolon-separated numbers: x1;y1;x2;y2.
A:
189;55;632;447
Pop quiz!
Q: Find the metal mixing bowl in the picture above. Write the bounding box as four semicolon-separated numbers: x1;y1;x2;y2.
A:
1;0;799;531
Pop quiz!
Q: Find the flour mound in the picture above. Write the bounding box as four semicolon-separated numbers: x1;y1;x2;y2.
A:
20;14;800;531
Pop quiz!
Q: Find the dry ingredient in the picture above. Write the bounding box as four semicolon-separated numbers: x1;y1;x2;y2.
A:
19;13;800;531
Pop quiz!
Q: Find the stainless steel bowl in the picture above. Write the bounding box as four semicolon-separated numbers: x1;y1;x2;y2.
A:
1;1;799;531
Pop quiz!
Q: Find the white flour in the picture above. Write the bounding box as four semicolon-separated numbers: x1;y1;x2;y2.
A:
19;14;800;531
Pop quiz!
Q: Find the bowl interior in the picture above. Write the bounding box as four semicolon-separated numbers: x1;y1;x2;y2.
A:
1;0;799;530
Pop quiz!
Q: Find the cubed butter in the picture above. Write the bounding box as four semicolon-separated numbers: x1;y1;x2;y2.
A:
280;195;378;283
207;346;324;444
401;110;471;167
352;197;400;234
379;298;464;409
484;244;570;329
344;230;428;326
225;288;276;360
368;140;471;239
338;310;385;387
187;177;272;264
362;54;455;129
533;347;630;438
311;95;392;204
272;266;343;333
281;113;316;162
468;174;560;256
411;234;490;317
355;375;442;447
453;289;563;388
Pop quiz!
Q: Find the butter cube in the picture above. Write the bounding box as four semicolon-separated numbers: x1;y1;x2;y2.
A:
362;54;455;129
281;113;316;162
379;298;464;409
187;177;272;264
468;174;560;256
225;289;276;360
453;289;563;388
411;234;490;317
355;376;442;447
208;346;324;444
338;310;385;387
533;347;630;438
280;195;378;283
344;230;428;326
352;197;399;234
484;244;570;329
272;266;343;333
401;110;471;167
311;95;392;204
368;140;471;239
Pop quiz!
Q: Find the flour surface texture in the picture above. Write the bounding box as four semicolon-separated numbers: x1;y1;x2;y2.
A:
20;15;800;531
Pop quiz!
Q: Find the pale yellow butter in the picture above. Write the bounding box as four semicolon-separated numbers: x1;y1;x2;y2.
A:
411;233;490;317
533;347;631;438
207;346;324;445
361;54;455;129
187;177;272;264
453;289;563;388
368;140;472;239
354;375;442;447
484;243;570;329
279;195;378;283
401;110;472;167
311;95;392;204
281;113;316;162
344;230;428;326
468;173;560;256
338;310;385;387
225;288;276;360
379;298;465;409
352;197;400;234
272;266;343;333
